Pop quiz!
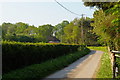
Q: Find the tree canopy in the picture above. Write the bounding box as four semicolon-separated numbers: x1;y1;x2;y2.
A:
83;1;118;11
83;1;120;50
1;17;99;45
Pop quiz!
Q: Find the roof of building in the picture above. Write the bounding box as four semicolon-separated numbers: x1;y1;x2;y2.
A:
47;36;60;42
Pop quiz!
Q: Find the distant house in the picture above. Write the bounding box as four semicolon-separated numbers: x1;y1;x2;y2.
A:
47;36;60;43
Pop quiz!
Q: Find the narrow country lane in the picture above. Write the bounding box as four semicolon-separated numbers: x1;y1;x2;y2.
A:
44;50;103;79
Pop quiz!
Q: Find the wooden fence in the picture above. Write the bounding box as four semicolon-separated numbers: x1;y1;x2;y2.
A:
110;50;120;78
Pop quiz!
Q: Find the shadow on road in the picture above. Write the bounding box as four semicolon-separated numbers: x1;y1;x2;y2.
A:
45;50;99;78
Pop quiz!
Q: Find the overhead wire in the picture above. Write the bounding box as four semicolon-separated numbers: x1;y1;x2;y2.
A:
54;0;93;18
54;0;82;16
54;0;93;43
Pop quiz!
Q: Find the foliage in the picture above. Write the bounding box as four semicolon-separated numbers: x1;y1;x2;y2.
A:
15;22;29;34
107;4;120;50
91;7;120;50
63;22;80;44
2;23;16;39
2;22;54;43
38;24;54;42
1;18;99;45
54;20;69;42
83;1;120;50
83;1;118;11
2;41;82;74
91;10;116;44
63;18;99;45
2;47;90;79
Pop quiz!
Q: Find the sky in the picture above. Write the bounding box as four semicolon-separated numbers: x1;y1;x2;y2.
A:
0;0;95;27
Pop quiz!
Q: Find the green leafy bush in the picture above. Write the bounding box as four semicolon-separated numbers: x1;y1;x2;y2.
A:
2;47;90;79
2;41;82;74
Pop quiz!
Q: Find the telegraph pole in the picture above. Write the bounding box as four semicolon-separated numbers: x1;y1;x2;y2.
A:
81;14;85;44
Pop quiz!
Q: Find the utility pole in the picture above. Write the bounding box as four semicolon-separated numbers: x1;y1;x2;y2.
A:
81;14;85;44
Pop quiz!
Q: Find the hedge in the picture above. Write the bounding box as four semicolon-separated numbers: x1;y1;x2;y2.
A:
2;41;82;74
2;47;90;79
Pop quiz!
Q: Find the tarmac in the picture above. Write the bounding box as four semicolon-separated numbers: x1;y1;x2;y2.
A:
44;50;103;79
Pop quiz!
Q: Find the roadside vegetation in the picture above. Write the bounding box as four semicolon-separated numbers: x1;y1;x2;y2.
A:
85;1;120;78
88;46;112;78
3;44;90;79
2;41;80;74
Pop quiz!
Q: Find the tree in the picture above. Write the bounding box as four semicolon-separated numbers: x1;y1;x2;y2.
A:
82;1;118;11
2;22;37;42
38;24;54;42
1;22;55;42
72;17;99;45
24;25;37;35
91;9;119;50
53;20;69;42
15;22;29;34
64;22;78;44
72;25;81;44
83;1;120;50
2;23;17;40
107;4;120;50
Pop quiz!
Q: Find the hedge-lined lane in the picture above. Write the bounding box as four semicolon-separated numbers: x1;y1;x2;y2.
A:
2;41;82;74
3;47;90;80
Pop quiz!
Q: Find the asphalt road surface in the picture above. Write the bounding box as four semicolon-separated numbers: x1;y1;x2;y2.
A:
44;50;103;79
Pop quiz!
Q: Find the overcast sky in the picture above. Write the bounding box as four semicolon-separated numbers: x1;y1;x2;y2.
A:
0;0;95;27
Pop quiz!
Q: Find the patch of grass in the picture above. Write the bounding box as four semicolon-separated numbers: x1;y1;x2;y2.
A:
88;46;112;78
96;52;112;78
2;48;90;80
87;46;107;52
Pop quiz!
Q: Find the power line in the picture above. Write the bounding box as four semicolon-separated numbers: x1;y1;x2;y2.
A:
54;0;81;16
54;0;93;17
54;0;90;44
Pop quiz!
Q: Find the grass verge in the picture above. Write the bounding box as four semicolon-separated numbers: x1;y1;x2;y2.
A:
2;48;90;80
88;46;112;78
